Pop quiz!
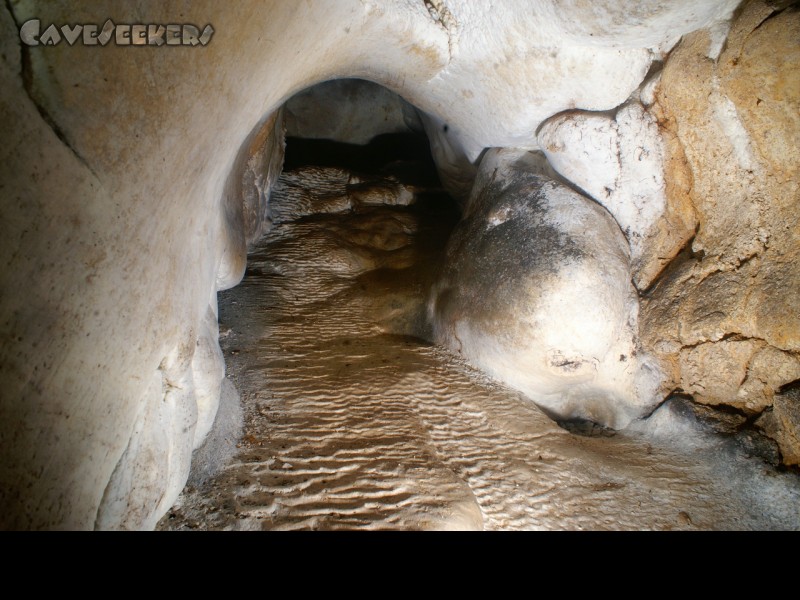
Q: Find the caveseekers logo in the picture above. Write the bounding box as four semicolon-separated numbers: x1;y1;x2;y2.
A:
19;19;214;46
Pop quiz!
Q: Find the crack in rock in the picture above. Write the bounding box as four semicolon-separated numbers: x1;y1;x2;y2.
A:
4;0;98;178
423;0;458;60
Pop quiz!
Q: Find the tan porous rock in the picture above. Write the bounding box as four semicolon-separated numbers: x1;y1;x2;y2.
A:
641;2;800;447
757;388;800;466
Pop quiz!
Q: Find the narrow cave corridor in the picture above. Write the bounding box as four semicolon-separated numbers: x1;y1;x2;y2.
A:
157;83;799;530
3;1;798;531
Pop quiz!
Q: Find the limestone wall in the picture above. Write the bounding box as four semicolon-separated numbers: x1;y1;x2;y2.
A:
4;0;793;530
640;1;800;462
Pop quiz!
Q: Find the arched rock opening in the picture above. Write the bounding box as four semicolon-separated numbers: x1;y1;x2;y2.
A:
1;0;798;530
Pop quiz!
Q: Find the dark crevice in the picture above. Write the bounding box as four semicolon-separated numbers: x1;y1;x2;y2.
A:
639;223;701;298
678;331;796;356
777;378;800;395
722;2;794;65
741;407;768;430
713;401;751;419
638;389;689;421
642;392;784;466
752;2;796;35
642;389;749;430
283;132;442;190
556;418;617;438
678;331;744;351
640;59;664;86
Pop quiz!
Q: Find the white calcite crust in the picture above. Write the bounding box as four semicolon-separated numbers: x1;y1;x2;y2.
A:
429;149;662;429
537;102;668;283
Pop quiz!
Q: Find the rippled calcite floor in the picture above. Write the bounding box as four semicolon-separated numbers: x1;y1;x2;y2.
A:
159;166;800;531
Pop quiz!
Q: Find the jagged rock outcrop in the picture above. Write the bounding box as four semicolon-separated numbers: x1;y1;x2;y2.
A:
640;1;800;431
757;387;800;466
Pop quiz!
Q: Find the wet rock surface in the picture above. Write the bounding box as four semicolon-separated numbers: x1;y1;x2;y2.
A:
159;165;800;531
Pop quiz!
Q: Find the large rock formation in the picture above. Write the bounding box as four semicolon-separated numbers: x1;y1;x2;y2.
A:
6;0;797;531
428;149;661;429
639;2;800;461
537;100;696;291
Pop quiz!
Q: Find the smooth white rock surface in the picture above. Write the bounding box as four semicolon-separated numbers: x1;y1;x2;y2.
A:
537;102;668;277
429;149;662;429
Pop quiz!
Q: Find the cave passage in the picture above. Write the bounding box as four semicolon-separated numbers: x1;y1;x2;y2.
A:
3;2;798;532
157;126;798;530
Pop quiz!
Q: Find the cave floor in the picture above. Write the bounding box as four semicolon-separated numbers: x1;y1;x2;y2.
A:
158;166;799;531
